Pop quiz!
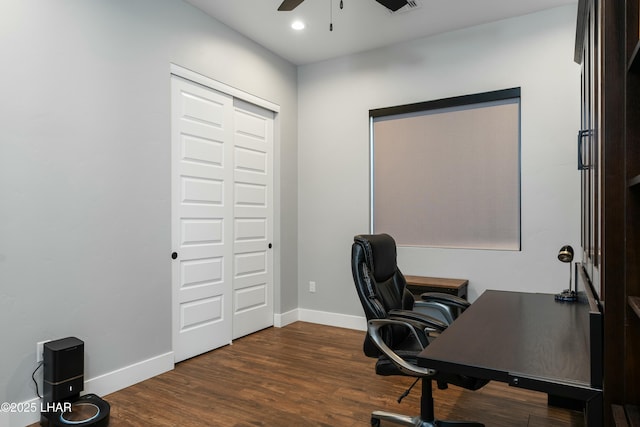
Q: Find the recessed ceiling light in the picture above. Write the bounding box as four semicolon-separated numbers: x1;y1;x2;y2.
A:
291;20;305;30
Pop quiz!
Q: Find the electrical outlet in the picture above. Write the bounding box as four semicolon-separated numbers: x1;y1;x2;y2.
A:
309;281;316;293
36;340;50;363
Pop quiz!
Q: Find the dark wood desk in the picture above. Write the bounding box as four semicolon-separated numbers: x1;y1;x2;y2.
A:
417;290;603;426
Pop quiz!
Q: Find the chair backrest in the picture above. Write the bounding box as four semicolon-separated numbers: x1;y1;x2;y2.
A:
351;233;415;356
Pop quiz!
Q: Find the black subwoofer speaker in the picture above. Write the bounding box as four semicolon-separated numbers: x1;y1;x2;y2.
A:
40;337;110;427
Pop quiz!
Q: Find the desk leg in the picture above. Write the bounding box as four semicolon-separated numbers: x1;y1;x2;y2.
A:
548;394;584;411
584;392;603;427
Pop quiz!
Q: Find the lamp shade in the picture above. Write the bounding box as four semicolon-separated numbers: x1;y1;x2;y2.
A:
557;245;574;263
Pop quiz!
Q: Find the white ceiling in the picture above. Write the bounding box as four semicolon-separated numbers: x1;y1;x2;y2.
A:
184;0;577;65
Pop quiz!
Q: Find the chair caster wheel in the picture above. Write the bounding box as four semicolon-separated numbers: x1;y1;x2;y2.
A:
371;418;381;427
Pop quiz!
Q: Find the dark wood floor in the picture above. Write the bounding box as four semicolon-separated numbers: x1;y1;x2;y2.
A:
31;322;585;426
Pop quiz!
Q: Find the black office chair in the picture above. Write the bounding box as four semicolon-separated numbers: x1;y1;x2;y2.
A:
351;233;487;427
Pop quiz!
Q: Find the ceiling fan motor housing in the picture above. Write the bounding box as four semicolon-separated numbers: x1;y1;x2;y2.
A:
279;0;409;12
374;0;409;12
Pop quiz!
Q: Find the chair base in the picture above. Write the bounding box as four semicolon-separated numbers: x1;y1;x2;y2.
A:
371;410;484;427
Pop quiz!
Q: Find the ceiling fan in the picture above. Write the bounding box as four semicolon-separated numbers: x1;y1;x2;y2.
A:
277;0;410;12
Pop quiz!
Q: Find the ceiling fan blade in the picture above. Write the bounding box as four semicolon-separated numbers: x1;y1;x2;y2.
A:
278;0;305;11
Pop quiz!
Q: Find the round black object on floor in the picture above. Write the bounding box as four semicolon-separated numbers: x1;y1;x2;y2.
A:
42;394;110;427
60;402;99;423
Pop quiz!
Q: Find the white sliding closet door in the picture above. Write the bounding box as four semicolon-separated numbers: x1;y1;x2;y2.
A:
232;99;274;339
171;76;234;362
171;74;274;361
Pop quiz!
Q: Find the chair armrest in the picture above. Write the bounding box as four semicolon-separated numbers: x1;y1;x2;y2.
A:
389;308;448;332
420;292;470;310
367;319;436;377
413;300;455;325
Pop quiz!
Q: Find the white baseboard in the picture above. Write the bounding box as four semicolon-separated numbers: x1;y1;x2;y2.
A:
84;351;174;397
274;308;366;331
2;352;174;427
298;308;367;331
274;308;299;327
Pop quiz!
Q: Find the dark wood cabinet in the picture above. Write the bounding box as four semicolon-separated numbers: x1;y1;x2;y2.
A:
625;0;640;412
576;0;634;423
576;0;602;295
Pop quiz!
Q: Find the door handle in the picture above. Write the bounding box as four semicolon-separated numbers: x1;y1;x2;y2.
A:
171;252;178;260
268;243;272;249
577;129;592;170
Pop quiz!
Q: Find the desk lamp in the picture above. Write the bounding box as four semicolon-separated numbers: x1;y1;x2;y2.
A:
555;245;577;302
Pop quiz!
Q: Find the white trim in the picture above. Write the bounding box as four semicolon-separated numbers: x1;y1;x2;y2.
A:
170;63;280;113
299;309;367;331
274;309;299;327
274;309;367;331
3;352;174;427
84;351;174;397
369;116;375;233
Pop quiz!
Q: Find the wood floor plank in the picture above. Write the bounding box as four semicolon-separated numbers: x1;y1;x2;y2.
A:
28;322;585;426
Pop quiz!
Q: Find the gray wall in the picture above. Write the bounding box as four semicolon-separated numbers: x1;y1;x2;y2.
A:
0;0;298;405
297;5;581;316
